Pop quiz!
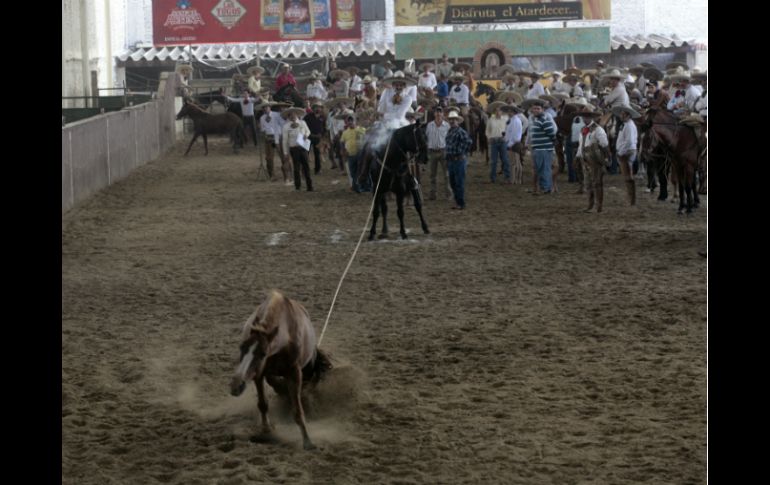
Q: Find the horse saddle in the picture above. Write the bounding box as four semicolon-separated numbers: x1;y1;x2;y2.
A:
598;112;612;127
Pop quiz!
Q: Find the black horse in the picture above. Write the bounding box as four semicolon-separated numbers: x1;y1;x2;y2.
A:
358;123;430;240
274;84;305;108
176;100;245;156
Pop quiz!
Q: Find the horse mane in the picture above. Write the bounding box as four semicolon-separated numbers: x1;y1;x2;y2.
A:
244;289;286;335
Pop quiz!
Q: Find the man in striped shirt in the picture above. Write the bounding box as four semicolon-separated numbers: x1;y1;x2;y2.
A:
526;100;558;195
445;111;473;209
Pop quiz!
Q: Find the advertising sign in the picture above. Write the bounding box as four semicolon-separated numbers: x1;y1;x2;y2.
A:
395;0;611;26
153;0;361;45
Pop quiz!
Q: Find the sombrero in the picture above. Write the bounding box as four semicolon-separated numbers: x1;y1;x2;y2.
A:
419;62;435;71
346;66;360;75
565;97;593;110
176;64;193;74
564;66;583;76
665;61;690;71
329;69;350;80
281;107;307;119
325;97;353;110
539;94;559;106
452;62;471;72
334;109;356;120
497;64;517;76
247;66;265;76
520;98;546;110
496;91;523;104
611;105;641;119
381;72;417;87
551;92;570;102
486;101;508;113
643;67;664;82
600;69;624;80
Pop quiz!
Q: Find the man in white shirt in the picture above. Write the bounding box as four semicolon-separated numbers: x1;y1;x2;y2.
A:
418;63;437;91
551;72;569;94
227;91;259;146
503;105;525;183
306;72;328;101
525;74;546;100
612;105;641;206
378;74;416;129
447;74;470;116
349;67;363;97
485;101;511;183
281;108;313;191
436;53;454;80
564;75;584;97
425;107;452;201
600;69;630;108
247;66;264;95
576;113;609;212
260;103;290;183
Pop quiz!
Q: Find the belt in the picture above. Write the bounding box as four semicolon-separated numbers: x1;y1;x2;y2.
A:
429;148;444;152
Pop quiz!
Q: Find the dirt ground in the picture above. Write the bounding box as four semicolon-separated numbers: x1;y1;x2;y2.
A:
62;137;707;485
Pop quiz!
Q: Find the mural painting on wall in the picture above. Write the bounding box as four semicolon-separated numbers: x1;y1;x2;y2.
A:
395;0;611;26
153;0;360;45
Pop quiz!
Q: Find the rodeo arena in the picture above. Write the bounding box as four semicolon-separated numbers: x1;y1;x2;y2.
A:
62;1;708;484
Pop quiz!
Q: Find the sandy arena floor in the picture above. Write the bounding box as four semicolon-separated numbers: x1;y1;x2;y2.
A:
62;137;707;485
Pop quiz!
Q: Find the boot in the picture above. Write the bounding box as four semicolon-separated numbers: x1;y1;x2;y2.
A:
626;180;636;205
584;191;594;212
595;185;604;213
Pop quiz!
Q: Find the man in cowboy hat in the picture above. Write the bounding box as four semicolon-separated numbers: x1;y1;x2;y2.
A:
550;72;569;94
247;66;265;95
526;99;558;195
485;101;512;184
260;103;291;184
525;74;546;100
600;69;630;109
444;110;473;210
436;53;454;80
304;101;327;175
562;74;584;98
378;72;417;129
275;63;296;91
226;90;260;146
281;107;313;191
348;67;363;97
329;68;350;98
359;75;378;109
425;107;453;201
613;105;641;205
379;60;395;79
306;71;328;101
418;63;437;91
447;74;470;117
500;73;518;92
503;104;525;183
575;112;610;212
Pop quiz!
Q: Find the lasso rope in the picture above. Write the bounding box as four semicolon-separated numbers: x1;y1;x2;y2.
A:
317;136;394;347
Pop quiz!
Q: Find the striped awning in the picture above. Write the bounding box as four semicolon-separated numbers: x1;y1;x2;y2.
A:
118;41;395;62
610;34;701;51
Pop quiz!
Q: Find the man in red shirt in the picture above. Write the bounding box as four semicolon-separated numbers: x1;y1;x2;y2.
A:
275;64;296;91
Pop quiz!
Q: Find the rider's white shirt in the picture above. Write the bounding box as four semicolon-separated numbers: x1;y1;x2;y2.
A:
448;83;470;105
378;89;412;129
418;72;437;90
306;81;328;100
604;85;630;108
526;82;545;100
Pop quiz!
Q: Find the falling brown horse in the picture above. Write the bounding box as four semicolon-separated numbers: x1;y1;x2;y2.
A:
641;108;705;214
230;290;331;450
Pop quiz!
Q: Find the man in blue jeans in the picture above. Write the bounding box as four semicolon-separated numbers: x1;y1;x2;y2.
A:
485;101;511;183
444;111;474;209
526;99;557;195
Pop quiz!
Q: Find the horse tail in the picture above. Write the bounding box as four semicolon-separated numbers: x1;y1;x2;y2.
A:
303;347;333;385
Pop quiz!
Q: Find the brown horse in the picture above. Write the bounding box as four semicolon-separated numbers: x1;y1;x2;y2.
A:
230;290;331;450
641;108;704;214
176;100;245;156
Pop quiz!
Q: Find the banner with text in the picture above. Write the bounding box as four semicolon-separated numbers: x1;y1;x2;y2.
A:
153;0;361;46
394;27;611;59
395;0;611;26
